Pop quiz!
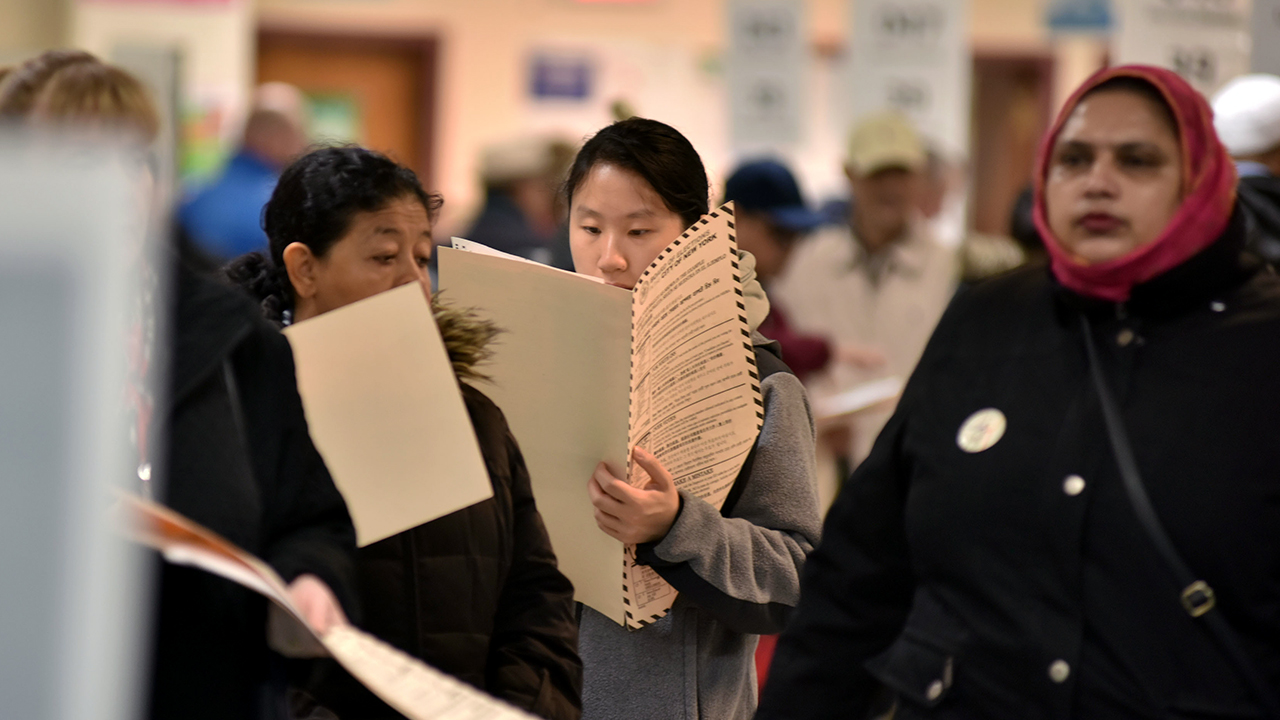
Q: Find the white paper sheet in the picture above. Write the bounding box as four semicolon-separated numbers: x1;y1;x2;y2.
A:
812;376;905;422
283;284;493;547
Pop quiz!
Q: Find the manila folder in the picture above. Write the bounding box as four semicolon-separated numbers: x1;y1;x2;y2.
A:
283;283;492;547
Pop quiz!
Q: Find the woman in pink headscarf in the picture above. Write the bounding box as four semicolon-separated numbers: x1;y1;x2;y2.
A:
756;66;1280;718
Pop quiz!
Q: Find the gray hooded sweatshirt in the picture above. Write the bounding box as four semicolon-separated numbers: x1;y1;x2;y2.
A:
579;253;823;719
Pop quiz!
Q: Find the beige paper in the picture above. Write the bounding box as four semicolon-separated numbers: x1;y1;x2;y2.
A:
439;204;761;628
283;284;493;547
436;248;633;624
117;495;537;720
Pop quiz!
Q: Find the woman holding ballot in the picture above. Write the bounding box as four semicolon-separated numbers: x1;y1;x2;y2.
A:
227;146;582;719
565;118;822;719
757;67;1280;718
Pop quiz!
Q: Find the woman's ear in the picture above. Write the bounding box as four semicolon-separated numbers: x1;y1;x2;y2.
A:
282;242;318;300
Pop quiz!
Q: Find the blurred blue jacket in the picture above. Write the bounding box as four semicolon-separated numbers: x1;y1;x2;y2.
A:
180;151;278;260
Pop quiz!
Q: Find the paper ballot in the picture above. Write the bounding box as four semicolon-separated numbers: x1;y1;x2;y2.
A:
117;494;536;720
811;376;905;422
282;284;493;547
439;204;763;628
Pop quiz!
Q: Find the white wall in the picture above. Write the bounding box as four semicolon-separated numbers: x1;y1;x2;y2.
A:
0;0;69;60
72;0;256;148
22;0;1096;232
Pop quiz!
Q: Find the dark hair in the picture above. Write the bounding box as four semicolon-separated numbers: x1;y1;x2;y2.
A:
225;145;442;323
1008;185;1042;254
0;50;98;118
1082;75;1179;139
564;117;709;228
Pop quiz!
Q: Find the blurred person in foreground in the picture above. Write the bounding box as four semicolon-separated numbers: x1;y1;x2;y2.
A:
226;146;583;720
463;136;575;269
757;65;1280;718
32;59;358;720
773;112;957;472
724;158;885;381
180;82;309;260
1212;73;1280;265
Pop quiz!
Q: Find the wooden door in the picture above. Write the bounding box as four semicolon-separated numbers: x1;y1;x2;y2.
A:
257;30;437;187
970;53;1054;236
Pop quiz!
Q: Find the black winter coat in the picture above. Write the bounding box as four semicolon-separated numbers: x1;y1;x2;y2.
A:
1238;173;1280;265
148;256;358;720
312;384;582;720
758;213;1280;719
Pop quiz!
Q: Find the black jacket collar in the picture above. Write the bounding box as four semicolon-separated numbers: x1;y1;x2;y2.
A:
168;245;260;406
1053;206;1261;322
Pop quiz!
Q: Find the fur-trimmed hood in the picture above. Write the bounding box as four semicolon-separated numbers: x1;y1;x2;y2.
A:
432;294;500;383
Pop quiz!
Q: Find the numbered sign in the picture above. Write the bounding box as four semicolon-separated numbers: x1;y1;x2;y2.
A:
1113;0;1250;97
1252;0;1280;75
728;0;806;149
846;0;971;159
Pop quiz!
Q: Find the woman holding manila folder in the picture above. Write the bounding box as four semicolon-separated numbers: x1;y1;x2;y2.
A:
226;146;582;720
565;117;823;720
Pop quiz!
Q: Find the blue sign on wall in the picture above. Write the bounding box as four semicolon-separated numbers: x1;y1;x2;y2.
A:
530;54;593;100
1047;0;1112;32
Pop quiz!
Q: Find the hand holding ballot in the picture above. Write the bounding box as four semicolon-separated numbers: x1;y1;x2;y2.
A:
287;573;349;635
588;447;679;545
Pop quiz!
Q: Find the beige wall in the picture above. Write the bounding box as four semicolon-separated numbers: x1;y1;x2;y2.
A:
0;0;70;60
9;0;1101;230
257;0;1087;232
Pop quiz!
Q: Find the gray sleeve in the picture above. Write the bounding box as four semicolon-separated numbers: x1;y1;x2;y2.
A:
634;371;822;634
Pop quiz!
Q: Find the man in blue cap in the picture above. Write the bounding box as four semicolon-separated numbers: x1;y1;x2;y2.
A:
724;159;881;381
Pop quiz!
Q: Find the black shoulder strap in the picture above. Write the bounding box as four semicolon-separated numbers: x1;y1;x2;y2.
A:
719;343;793;518
1081;314;1280;717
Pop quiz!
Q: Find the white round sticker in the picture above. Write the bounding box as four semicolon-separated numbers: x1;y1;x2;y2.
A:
956;408;1006;454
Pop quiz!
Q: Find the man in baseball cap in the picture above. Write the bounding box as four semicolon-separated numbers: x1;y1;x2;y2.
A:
770;111;958;481
723;160;833;380
1212;74;1280;263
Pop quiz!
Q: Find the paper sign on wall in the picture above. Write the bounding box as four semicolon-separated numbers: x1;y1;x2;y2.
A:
1113;0;1250;97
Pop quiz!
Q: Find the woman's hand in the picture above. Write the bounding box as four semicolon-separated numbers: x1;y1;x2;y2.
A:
587;446;680;545
286;573;348;635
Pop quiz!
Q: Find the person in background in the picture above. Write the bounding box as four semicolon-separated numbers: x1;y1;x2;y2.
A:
758;65;1280;719
568;118;821;720
31;57;358;720
180;82;309;260
226;146;583;720
0;48;97;117
463;136;575;270
920;148;1028;285
1008;184;1046;265
773;111;958;472
723;158;885;382
1212;73;1280;264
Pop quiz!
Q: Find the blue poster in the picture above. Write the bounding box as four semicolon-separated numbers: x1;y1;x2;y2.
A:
1047;0;1111;32
530;54;593;100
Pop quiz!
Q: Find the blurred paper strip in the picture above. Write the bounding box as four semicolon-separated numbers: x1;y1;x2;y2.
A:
283;283;492;546
812;377;905;422
119;494;538;720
